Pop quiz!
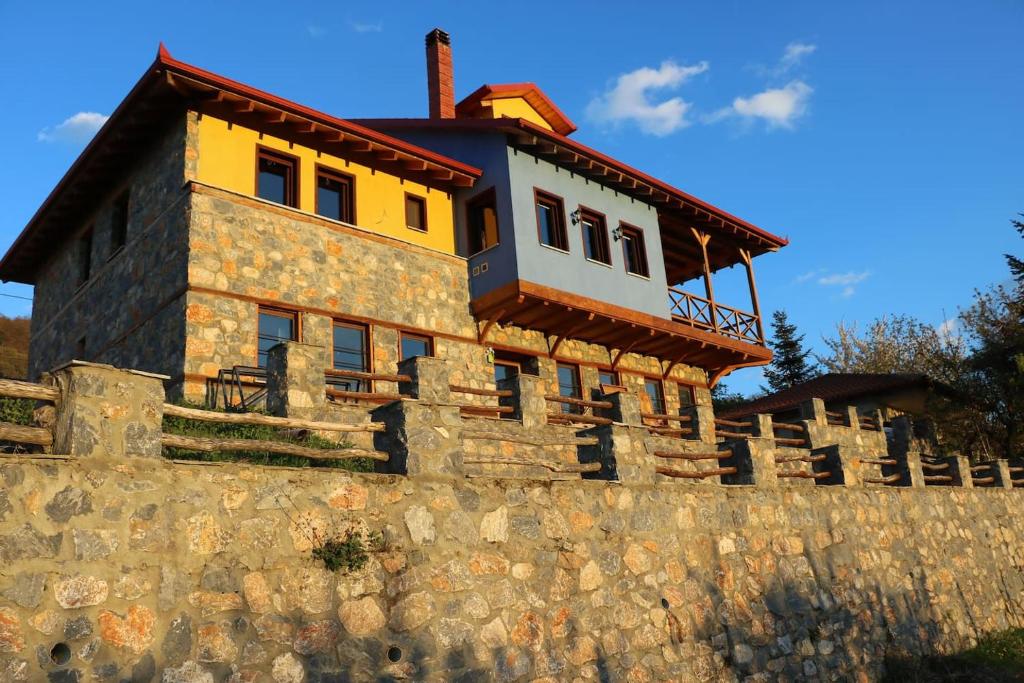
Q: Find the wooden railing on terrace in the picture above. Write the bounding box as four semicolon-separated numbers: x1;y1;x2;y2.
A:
667;287;763;345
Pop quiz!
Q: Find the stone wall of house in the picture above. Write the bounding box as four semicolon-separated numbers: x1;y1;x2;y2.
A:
29;115;195;381
0;453;1022;682
181;185;708;408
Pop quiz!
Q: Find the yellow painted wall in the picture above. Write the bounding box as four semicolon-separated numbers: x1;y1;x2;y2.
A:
486;98;553;131
195;114;457;254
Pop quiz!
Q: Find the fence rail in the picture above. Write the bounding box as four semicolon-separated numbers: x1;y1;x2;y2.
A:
161;433;389;462
667;287;763;345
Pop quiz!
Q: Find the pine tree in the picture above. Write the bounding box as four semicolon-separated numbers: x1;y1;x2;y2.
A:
1007;214;1024;292
762;310;817;393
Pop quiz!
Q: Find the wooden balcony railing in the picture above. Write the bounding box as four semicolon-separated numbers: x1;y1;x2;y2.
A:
667;287;763;345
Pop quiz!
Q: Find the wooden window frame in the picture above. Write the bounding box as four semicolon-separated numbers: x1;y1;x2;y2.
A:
578;206;611;266
465;187;500;256
399;331;434;360
255;146;300;209
109;190;130;257
314;165;356;225
597;368;619;387
256;305;300;367
404;193;428;233
677;382;696;410
493;360;520;384
331;319;372;393
556;361;583;413
620;223;650;278
534;188;569;252
643;377;666;414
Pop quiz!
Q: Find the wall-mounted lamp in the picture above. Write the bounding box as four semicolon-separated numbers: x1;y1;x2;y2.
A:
569;209;581;225
611;226;624;241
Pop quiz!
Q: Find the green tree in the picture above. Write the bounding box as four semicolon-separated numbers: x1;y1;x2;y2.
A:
762;310;817;393
818;314;963;380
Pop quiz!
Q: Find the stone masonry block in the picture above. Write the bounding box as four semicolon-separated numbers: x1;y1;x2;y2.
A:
49;362;166;458
372;401;462;476
266;342;326;420
602;390;642;426
397;356;451;403
501;374;547;430
683;405;716;445
724;438;774;487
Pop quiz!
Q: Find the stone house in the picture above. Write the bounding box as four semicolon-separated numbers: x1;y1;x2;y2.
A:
0;31;787;414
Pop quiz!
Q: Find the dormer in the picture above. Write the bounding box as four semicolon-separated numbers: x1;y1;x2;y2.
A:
455;84;577;136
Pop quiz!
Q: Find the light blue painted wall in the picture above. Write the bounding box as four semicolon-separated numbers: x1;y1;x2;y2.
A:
505;147;670;319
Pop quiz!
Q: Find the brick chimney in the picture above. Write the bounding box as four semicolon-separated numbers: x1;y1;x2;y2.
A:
425;28;455;119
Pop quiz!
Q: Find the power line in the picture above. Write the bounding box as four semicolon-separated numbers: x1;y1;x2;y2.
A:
0;293;32;302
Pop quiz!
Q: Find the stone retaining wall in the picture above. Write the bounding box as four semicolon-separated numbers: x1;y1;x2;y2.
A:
0;454;1021;682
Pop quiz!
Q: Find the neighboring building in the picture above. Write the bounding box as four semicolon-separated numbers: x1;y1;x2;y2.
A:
717;373;943;422
1;31;788;414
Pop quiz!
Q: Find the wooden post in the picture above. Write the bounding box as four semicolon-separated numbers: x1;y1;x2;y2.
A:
738;248;765;343
691;228;717;333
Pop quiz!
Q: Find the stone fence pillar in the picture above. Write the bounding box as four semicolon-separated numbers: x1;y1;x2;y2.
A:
499;374;547;429
266;342;327;420
799;398;827;426
682;404;717;445
601;390;642;426
583;425;655;483
748;414;775;446
47;361;166;458
373;356;462;477
729;438;777;488
993;460;1014;489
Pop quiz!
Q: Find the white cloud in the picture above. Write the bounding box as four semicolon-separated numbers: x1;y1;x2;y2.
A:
717;80;813;129
586;60;710;136
812;270;871;297
37;112;109;144
778;42;816;73
306;24;327;38
817;271;870;286
349;20;382;33
793;269;823;284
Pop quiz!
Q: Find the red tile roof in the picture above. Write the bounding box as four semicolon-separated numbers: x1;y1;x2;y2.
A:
455;83;577;136
717;373;933;419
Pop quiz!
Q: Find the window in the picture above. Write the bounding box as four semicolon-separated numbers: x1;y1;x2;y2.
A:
644;378;665;415
620;224;649;277
405;194;427;232
77;227;93;286
316;167;354;223
556;362;582;413
331;321;370;392
466;188;499;255
580;208;610;265
494;361;519;384
257;148;298;208
678;384;695;409
400;332;433;360
110;191;129;254
598;369;619;387
257;307;298;367
535;189;568;251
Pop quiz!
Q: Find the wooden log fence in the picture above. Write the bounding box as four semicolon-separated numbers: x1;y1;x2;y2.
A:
647;426;692;437
714;429;749;440
775;437;809;447
325;368;411;384
547;413;613;426
858;457;898;466
0;423;53;447
161;433;389;462
653;450;731;461
863;473;902;485
924;475;954;484
641;412;693;423
973;476;996;486
464;456;601;474
656;466;737;479
0;378;60;402
920;462;950;471
462;431;598;447
163;403;385;433
326;388;405;403
775;454;827;464
773;422;806;432
714;418;749;429
449;385;513;398
777;470;831;480
544;395;613;410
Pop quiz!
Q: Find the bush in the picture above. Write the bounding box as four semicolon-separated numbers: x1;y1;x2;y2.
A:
162;402;376;472
0;396;35;426
313;531;384;573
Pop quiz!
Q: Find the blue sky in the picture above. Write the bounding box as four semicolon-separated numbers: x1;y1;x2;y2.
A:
1;1;1021;394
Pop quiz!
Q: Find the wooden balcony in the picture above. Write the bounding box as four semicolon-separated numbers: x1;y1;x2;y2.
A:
668;287;764;346
472;280;771;377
